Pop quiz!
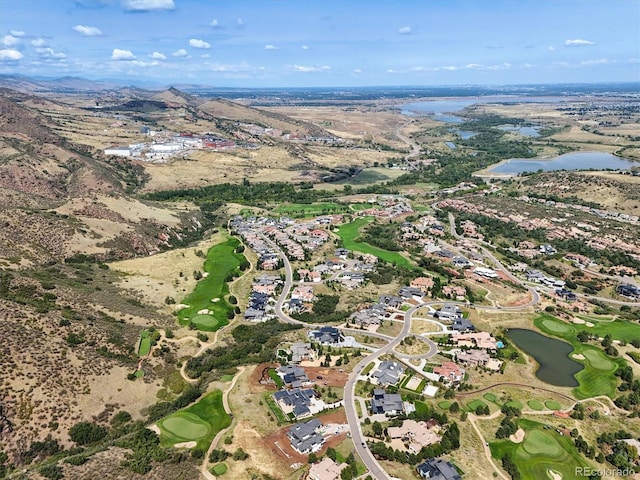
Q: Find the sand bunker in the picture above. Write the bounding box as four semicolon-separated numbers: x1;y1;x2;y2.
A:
148;424;161;435
202;272;209;278
174;441;197;448
572;354;586;360
174;304;189;311
197;308;210;315
509;428;525;443
547;469;562;480
211;298;220;303
572;318;586;324
585;322;594;327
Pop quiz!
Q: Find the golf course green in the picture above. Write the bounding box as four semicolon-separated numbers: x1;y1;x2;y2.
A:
490;419;591;480
157;390;230;450
335;217;415;267
177;236;247;331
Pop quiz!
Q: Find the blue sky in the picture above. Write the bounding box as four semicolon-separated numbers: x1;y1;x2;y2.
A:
1;0;638;87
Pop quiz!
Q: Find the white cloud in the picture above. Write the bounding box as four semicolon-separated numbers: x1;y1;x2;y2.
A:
0;49;23;61
236;18;244;28
564;38;595;46
31;38;47;47
200;53;210;58
548;46;556;51
149;51;166;60
10;30;25;37
210;19;220;27
352;68;362;74
130;60;159;67
293;64;331;72
581;58;613;66
73;25;103;36
36;47;66;59
122;0;175;12
2;35;20;46
301;45;309;50
398;26;411;35
111;48;136;60
189;38;210;49
264;44;277;50
172;48;188;57
466;62;511;70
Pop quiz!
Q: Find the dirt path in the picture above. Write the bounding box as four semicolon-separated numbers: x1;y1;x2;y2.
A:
455;382;576;403
467;412;509;480
200;366;247;480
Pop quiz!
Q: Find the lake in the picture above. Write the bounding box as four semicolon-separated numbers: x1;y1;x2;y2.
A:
452;129;477;140
497;124;540;137
488;151;638;175
507;328;581;387
400;96;573;123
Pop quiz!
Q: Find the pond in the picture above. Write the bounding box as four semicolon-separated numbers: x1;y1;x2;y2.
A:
497;124;540;137
488;151;638;175
506;328;582;387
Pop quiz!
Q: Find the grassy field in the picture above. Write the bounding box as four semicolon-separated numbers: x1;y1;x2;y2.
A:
211;463;227;475
574;316;640;342
138;329;151;356
272;202;350;216
177;236;246;331
335;217;416;268
489;418;591;480
158;390;231;450
534;314;625;399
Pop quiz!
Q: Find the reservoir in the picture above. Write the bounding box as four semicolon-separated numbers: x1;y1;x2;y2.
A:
488;151;637;175
507;328;581;387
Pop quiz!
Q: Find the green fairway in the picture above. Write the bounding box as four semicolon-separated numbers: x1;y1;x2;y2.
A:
534;314;625;399
211;463;227;475
490;419;591;480
539;318;572;334
335;217;416;268
527;400;544;411
138;330;151;356
580;318;640;342
272;202;350;216
178;236;247;331
438;401;452;410
220;374;234;382
505;400;523;409
466;399;488;411
158;390;231;450
483;393;497;403
162;413;210;439
544;401;561;410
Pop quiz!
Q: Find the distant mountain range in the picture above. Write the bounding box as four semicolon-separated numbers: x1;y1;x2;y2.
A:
1;74;638;99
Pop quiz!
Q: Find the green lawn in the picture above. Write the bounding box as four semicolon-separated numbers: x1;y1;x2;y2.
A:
178;237;247;331
220;374;235;382
272;202;350;216
534;314;625;399
335;217;416;268
466;399;489;412
544;401;561;411
158;390;230;450
211;463;227;475
268;368;284;388
483;393;498;403
138;329;152;356
438;401;452;410
489;419;591;480
577;318;640;342
527;400;544;411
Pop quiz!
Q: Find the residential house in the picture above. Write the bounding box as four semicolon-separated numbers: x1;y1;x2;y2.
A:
453;331;496;350
309;326;344;345
411;277;435;293
399;286;425;301
371;389;404;416
273;388;322;419
372;361;405;386
451;318;475;332
277;364;310;388
388;419;441;454
617;284;640;299
308;457;345;480
416;459;462;480
289;342;316;364
287;418;325;454
436;303;462;321
433;362;465;384
379;294;404;310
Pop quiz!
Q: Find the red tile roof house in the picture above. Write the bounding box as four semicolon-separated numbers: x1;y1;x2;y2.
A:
433;362;465;384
